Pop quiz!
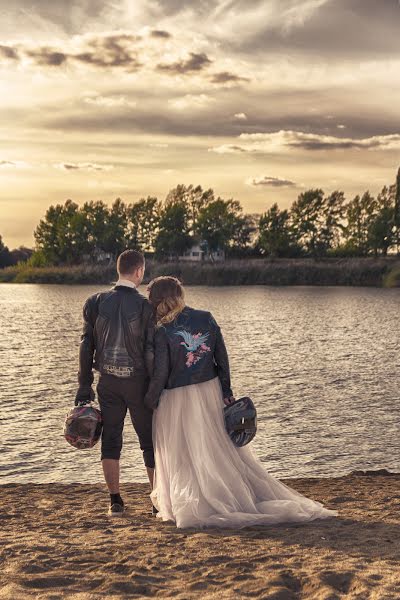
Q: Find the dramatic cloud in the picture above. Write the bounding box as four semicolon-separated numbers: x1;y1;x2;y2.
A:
211;131;400;154
225;0;400;59
54;162;114;172
157;52;212;74
246;176;297;187
0;32;142;71
2;0;400;248
72;33;141;69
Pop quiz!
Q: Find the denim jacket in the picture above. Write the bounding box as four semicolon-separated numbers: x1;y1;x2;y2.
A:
144;306;232;409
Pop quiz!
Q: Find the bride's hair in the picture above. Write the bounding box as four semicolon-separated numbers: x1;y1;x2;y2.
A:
148;276;185;327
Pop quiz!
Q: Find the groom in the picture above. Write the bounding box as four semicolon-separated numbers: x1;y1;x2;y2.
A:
75;249;155;516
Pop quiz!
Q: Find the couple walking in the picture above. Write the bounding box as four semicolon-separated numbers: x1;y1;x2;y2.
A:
75;249;336;528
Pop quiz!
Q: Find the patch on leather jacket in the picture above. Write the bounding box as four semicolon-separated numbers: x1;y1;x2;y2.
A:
102;346;134;378
174;330;211;368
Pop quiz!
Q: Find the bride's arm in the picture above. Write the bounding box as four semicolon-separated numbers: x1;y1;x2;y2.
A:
211;315;233;401
144;327;170;410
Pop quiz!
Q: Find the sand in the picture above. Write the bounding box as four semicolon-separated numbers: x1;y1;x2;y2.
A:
1;472;399;600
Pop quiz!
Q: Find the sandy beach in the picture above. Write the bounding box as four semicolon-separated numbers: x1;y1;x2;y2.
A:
1;472;399;600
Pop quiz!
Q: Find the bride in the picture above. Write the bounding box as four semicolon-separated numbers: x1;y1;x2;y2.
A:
144;276;336;529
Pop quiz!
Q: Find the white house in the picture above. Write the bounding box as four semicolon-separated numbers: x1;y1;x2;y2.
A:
180;241;225;262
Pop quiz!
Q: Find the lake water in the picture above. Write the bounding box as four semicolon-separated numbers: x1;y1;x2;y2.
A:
0;283;399;484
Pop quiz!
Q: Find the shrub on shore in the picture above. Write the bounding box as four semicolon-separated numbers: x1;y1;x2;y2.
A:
1;258;400;287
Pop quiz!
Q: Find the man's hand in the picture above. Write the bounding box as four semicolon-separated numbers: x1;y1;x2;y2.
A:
74;385;95;406
223;395;235;406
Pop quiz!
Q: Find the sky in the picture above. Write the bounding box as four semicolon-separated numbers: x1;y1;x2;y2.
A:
1;0;400;248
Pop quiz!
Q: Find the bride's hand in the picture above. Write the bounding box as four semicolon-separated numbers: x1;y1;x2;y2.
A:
223;396;235;406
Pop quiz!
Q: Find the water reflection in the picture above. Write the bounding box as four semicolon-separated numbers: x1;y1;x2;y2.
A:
0;284;399;483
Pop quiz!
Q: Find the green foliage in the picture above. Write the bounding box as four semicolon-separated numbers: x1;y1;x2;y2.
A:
154;201;192;258
34;199;84;265
0;235;12;268
258;204;301;258
165;184;215;229
13;165;400;268
394;167;400;254
195;199;248;257
344;188;395;257
290;189;346;257
127;197;160;252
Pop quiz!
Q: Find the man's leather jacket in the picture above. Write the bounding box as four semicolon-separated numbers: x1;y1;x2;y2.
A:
78;285;154;386
144;306;232;409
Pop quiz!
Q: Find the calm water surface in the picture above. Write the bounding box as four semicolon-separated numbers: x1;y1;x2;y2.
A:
0;284;399;483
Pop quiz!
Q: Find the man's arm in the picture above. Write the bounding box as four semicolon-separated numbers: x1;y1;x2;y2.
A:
144;327;170;410
75;296;98;404
142;302;155;378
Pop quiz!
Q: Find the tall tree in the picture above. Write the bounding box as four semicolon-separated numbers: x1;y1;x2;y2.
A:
367;186;395;256
80;200;111;256
320;190;347;251
258;204;300;257
344;192;377;256
165;184;214;229
0;235;12;268
34;200;83;264
127;196;160;252
195;199;247;257
290;189;326;256
394;167;400;254
154;201;192;258
103;198;128;257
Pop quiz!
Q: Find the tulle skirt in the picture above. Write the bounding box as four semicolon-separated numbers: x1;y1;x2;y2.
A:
151;377;337;529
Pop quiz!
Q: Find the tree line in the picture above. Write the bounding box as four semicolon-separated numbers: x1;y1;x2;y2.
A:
1;167;399;268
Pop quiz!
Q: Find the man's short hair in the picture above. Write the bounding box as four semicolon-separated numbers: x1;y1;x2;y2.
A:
117;249;145;275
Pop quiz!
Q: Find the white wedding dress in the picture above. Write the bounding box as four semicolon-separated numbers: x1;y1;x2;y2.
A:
151;377;337;529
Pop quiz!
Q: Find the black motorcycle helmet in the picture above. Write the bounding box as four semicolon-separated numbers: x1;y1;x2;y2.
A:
224;397;257;447
64;405;103;449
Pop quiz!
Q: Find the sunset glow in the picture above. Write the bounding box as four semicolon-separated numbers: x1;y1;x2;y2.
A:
1;0;400;247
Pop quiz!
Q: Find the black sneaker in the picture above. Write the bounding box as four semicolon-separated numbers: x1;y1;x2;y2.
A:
152;504;159;516
108;502;125;517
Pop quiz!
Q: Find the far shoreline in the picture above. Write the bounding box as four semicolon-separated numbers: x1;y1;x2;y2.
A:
1;257;400;287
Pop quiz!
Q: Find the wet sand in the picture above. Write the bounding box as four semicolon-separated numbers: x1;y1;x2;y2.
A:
1;473;399;599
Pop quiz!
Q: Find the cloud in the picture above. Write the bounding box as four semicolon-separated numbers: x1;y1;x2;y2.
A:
54;162;114;171
157;52;212;74
224;0;400;59
83;95;137;108
150;30;172;38
234;113;247;120
26;48;67;66
2;32;142;71
0;160;17;167
210;130;400;154
73;32;142;69
246;175;297;187
0;45;19;60
210;71;250;85
168;94;215;110
0;160;31;169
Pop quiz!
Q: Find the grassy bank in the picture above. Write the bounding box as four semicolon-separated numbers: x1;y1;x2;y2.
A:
1;258;400;286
